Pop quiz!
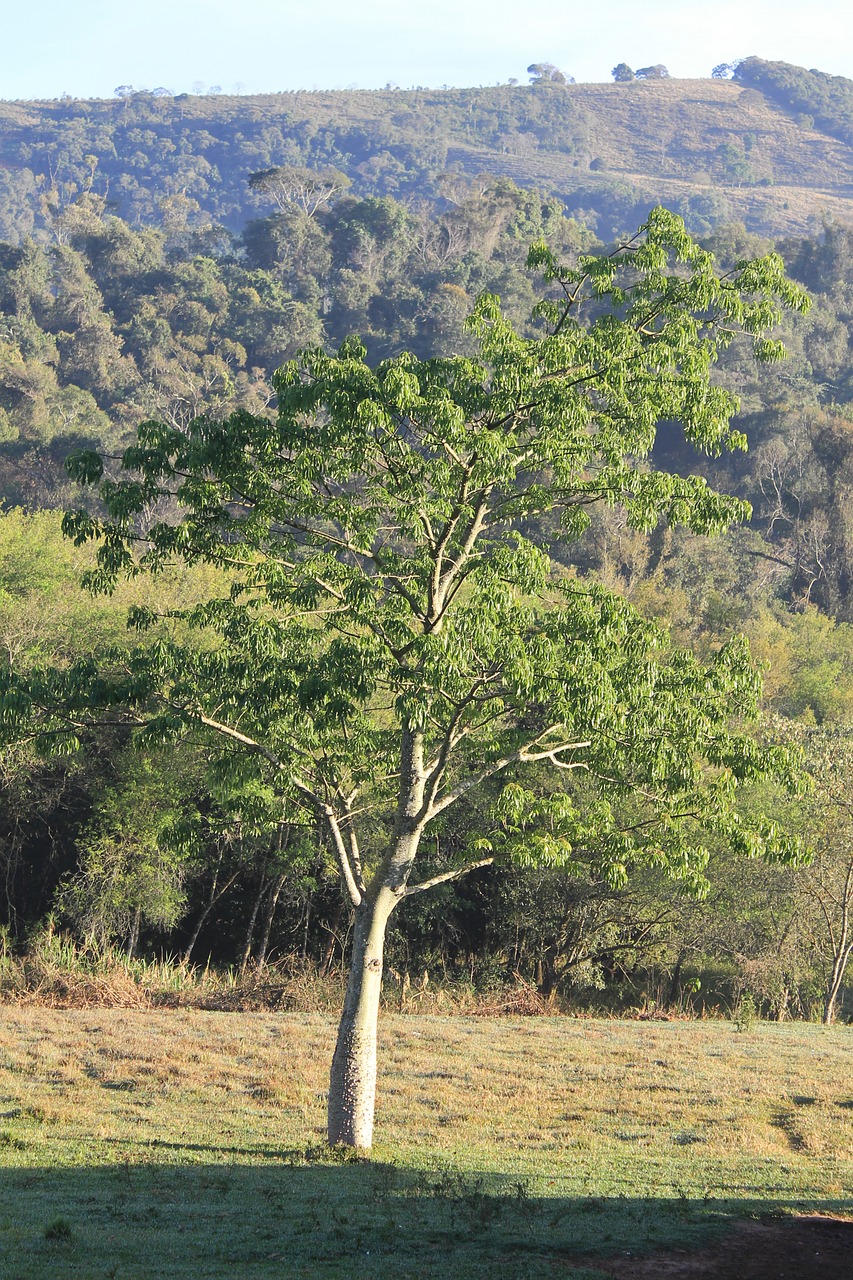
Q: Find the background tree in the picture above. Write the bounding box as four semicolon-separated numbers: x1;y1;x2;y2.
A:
58;751;191;957
247;166;351;217
612;64;635;83
781;723;853;1023
527;63;571;85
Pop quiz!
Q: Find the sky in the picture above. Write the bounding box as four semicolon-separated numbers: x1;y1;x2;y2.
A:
4;0;852;100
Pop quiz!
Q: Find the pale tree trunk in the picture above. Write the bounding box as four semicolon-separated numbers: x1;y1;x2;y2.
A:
824;957;845;1024
126;906;141;960
255;871;287;970
326;725;428;1148
820;860;853;1026
823;942;853;1025
327;884;397;1148
323;719;493;1148
240;873;267;975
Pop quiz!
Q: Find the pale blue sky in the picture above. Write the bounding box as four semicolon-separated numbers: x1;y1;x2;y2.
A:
5;0;852;99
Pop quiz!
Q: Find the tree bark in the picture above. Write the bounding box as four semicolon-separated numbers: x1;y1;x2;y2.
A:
126;905;141;960
327;725;425;1148
823;944;852;1025
182;854;241;965
822;869;852;1026
255;871;287;970
240;872;267;975
327;884;397;1148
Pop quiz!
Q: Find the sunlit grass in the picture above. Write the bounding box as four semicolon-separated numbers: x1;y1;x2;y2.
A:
0;1011;850;1277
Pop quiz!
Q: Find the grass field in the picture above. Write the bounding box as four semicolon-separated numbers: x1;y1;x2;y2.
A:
0;1010;850;1278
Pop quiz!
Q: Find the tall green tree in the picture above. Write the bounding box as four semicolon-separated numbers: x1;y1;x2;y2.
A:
8;208;808;1149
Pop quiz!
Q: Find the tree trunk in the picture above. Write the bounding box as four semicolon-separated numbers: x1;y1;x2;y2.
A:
126;905;141;960
320;899;345;974
327;884;396;1148
823;944;852;1025
327;724;425;1149
240;873;267;975
255;872;287;970
301;891;312;961
183;866;240;965
666;952;686;1009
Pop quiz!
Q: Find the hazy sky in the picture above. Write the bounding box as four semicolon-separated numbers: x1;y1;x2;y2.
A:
4;0;851;99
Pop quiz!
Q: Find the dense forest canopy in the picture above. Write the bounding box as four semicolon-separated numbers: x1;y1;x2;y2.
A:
2;60;853;1023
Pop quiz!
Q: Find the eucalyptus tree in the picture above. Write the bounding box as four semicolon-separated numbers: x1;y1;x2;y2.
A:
7;208;808;1149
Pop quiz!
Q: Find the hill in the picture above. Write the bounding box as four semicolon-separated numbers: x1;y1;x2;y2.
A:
2;62;853;241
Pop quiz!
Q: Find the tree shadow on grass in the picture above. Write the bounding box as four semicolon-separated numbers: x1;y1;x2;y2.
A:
0;1159;850;1280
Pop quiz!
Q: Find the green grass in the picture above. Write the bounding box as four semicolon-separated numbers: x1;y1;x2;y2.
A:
0;1010;850;1277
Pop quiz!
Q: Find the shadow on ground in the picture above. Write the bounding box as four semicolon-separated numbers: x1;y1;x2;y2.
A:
0;1160;850;1279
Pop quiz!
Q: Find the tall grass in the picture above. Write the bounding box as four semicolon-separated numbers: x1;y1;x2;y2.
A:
0;926;349;1011
0;925;566;1015
0;927;809;1021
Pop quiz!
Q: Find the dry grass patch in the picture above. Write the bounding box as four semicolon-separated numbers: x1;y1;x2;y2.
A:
0;1012;850;1278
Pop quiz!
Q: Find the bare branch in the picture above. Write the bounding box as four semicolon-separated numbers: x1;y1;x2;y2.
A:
402;857;494;897
429;733;592;817
324;806;364;907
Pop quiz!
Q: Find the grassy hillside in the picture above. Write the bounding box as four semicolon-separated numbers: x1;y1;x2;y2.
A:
2;66;853;241
0;1010;850;1277
448;79;853;236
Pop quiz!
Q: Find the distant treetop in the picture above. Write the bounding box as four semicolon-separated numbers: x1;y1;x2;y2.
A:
635;65;670;80
247;165;351;216
611;64;635;83
527;63;574;85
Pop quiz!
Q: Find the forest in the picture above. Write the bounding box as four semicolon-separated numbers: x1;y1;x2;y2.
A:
2;57;853;1027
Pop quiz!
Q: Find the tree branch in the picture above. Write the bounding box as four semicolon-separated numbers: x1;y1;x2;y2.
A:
402;857;494;897
429;733;592;817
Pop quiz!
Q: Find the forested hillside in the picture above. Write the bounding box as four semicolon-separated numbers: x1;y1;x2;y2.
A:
2;58;853;246
2;60;853;1021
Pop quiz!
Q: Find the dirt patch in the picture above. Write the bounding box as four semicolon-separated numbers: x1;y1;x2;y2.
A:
594;1215;853;1279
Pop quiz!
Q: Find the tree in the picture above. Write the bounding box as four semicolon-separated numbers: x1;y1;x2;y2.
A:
247;166;351;217
9;208;808;1149
636;65;670;80
58;750;191;957
712;64;735;80
782;723;853;1023
612;64;635;83
527;63;572;85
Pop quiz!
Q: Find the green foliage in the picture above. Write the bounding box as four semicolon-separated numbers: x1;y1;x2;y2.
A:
28;210;806;911
57;752;194;950
735;57;853;145
734;990;758;1031
0;76;849;1002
